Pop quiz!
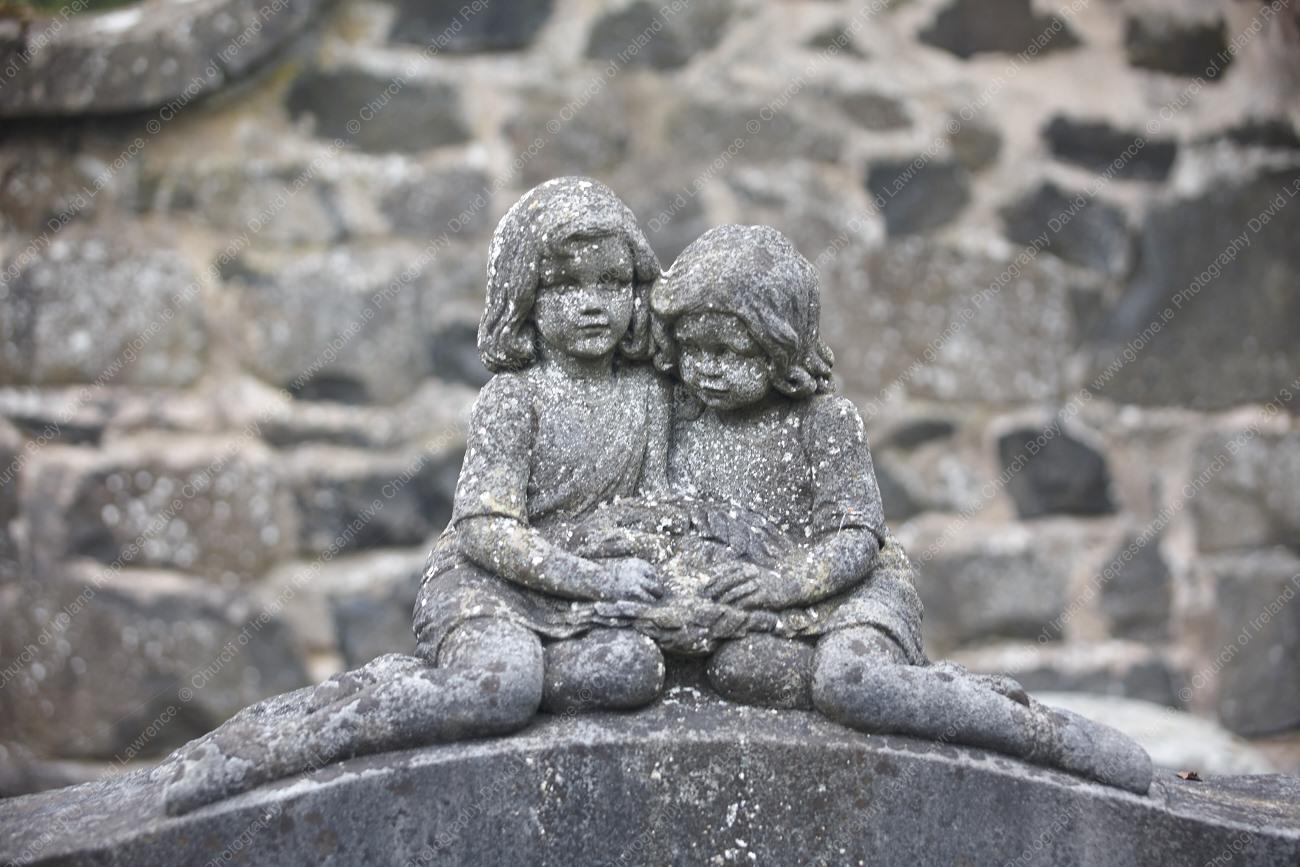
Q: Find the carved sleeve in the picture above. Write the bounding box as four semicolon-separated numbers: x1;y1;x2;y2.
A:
804;395;888;544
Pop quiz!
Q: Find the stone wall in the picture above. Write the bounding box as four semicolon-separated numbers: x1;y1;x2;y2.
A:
1;0;1299;781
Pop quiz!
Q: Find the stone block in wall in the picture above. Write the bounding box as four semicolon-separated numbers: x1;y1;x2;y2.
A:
996;423;1115;519
1124;15;1231;79
1000;183;1131;277
503;90;633;190
378;167;492;239
285;445;460;558
666;97;844;169
387;0;553;52
1042;117;1177;182
836;90;911;132
0;562;307;760
1087;168;1300;410
1190;430;1300;553
1099;534;1173;641
865;159;971;237
0;419;20;579
899;518;1072;655
286;67;470;154
0;234;206;388
1204;550;1300;736
224;246;432;405
918;0;1079;59
585;0;732;70
821;238;1078;405
22;436;297;586
953;641;1186;708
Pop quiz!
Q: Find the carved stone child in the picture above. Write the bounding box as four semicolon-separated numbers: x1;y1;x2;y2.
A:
648;225;1152;793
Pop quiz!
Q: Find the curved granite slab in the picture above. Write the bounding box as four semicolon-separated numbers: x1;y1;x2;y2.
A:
0;0;324;117
1;689;1297;866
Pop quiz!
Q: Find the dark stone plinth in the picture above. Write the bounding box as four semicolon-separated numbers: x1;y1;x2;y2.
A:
2;692;1297;866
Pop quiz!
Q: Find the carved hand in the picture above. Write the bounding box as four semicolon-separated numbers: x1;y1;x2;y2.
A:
701;561;803;609
596;557;667;603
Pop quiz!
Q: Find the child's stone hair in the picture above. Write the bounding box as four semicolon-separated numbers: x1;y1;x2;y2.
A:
651;224;834;398
478;177;661;372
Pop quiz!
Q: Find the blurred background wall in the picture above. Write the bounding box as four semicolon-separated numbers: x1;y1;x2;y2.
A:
1;0;1298;792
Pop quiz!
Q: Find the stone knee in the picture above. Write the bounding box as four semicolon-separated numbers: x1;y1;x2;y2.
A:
439;618;545;731
707;635;814;710
541;628;665;714
811;626;910;726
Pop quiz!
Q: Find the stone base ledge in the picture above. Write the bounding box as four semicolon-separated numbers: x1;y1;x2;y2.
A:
2;692;1297;866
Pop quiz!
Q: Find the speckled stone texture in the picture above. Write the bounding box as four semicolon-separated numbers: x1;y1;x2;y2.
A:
1;690;1296;867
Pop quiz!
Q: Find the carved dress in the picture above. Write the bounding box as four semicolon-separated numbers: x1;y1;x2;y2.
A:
413;361;668;660
665;390;926;663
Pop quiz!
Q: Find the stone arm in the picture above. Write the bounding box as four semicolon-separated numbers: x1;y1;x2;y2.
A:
778;525;881;607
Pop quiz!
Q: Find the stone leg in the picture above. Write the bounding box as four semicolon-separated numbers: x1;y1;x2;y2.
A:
811;626;1152;794
706;635;814;710
540;628;665;714
161;618;543;816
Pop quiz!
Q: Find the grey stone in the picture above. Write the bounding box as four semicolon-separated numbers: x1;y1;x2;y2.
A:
0;419;20;576
956;641;1185;708
1087;168;1300;409
621;164;714;263
950;120;1002;172
285;67;471;153
4;695;1297;866
1211;117;1300;151
723;162;866;266
874;457;926;523
503;91;633;189
0;562;307;760
821;238;1078;405
667;97;844;167
585;0;732;70
919;0;1080;59
541;629;665;713
387;0;553;52
0;0;323;117
285;444;459;557
1099;535;1172;641
997;424;1115;519
0;233;206;388
905;520;1070;654
1124;15;1232;79
0;131;136;233
22;435;297;585
707;634;814;710
878;416;957;450
1042;116;1177;181
805;22;868;58
429;319;491;388
1191;430;1300;553
378;167;491;238
223;246;433;405
865;159;970;236
837;90;910;131
1000;182;1131;276
1206;551;1300;736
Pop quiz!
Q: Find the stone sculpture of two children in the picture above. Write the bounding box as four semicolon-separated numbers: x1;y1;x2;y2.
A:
161;177;1151;816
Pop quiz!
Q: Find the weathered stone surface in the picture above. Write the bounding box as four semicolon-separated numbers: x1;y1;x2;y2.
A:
284;445;458;557
837;90;910;131
901;519;1071;654
2;694;1298;866
0;0;323;117
331;559;424;668
878;416;957;451
865;159;970;236
1124;15;1231;78
429;319;490;388
950;120;1002;172
997;423;1115;519
1212;118;1300;151
874;456;927;523
503;91;632;189
285;67;470;153
1205;551;1300;736
1042;116;1177;181
378;167;491;238
224;246;432;404
1088;169;1300;409
0;233;206;388
1099;535;1172;640
666;97;844;167
386;0;553;52
0;419;20;577
1191;430;1300;553
956;641;1185;708
0;562;307;760
22;435;297;585
1000;182;1131;276
619;165;714;263
1034;692;1277;776
805;21;868;58
585;0;732;70
822;238;1077;405
0;741;108;800
0;132;135;233
723;162;866;266
919;0;1080;59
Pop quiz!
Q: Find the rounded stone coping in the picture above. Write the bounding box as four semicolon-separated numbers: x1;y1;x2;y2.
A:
0;0;324;117
1;692;1297;866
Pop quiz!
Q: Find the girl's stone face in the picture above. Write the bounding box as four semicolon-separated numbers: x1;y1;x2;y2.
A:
534;235;636;361
675;312;772;411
